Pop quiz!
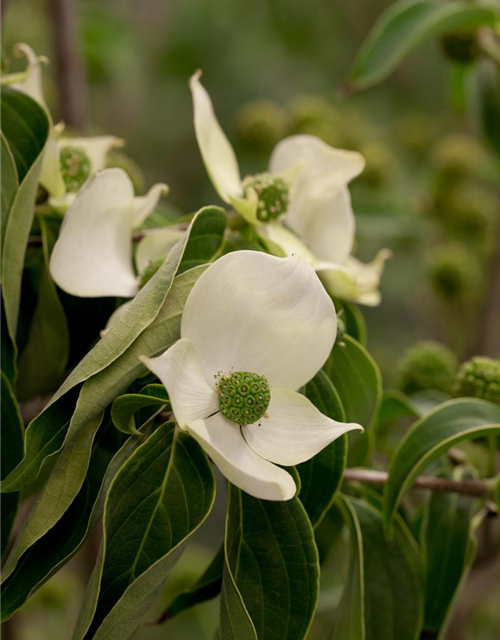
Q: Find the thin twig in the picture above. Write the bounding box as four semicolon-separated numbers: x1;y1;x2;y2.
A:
343;468;496;500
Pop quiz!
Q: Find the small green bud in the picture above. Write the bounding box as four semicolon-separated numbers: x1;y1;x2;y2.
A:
397;340;458;395
235;100;289;152
60;146;91;192
243;173;290;223
217;371;271;426
139;257;165;289
440;29;479;65
428;243;481;300
454;357;500;405
106;150;145;195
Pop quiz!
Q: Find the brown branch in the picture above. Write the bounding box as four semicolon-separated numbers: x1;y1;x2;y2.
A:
343;468;496;500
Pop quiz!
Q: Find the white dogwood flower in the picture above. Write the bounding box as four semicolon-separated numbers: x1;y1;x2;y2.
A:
49;168;173;298
190;72;389;305
140;250;362;501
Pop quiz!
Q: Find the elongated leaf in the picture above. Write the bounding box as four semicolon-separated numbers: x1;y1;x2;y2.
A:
377;390;421;432
72;422;215;640
1;206;225;492
1;87;50;340
347;0;498;91
1;132;18;256
220;484;319;640
331;495;423;640
0;372;24;556
383;398;500;530
298;370;347;527
1;412;103;581
111;383;169;435
421;469;476;637
159;546;224;622
324;335;381;465
17;217;69;399
1;424;153;621
336;300;367;346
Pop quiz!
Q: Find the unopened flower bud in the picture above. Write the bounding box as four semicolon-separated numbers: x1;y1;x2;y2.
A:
428;243;481;300
454;356;500;405
397;340;458;395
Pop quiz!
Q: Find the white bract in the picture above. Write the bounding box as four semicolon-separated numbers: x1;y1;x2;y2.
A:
49;168;173;298
141;250;362;500
190;71;389;305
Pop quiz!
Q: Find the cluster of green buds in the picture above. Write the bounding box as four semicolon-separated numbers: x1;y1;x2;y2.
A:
243;173;290;223
397;340;458;395
454;357;500;406
60;147;91;193
428;243;482;300
217;371;271;426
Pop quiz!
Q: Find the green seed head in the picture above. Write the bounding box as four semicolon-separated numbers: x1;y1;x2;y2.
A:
397;340;458;395
454;357;500;406
60;146;91;193
217;371;271;426
243;173;290;223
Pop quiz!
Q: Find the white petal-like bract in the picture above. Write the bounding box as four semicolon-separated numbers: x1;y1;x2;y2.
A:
190;71;242;203
181;251;337;391
243;388;362;465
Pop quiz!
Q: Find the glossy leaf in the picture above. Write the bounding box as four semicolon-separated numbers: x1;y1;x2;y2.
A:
323;335;381;465
298;370;347;527
72;422;215;640
1;87;50;341
331;495;423;640
383;398;500;531
17;217;70;399
0;372;24;557
111;383;170;435
346;0;498;91
421;468;476;637
1;206;225;492
220;484;319;640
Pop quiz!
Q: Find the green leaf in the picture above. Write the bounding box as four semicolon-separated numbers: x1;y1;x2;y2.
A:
470;60;500;157
1;206;225;492
0;372;24;557
158;546;224;622
421;468;476;637
1;424;153;621
331;495;423;640
323;335;381;466
297;370;347;528
1;87;50;342
220;484;319;640
347;0;498;91
72;422;215;640
17;217;70;399
377;390;422;432
336;299;367;346
383;398;500;531
111;383;170;436
1;412;103;582
1;132;18;256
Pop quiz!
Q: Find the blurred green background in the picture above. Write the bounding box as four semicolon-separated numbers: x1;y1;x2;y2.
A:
2;0;499;638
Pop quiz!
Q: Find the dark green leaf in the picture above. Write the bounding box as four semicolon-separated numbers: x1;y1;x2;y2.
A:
323;335;381;466
1;132;18;256
470;60;500;157
331;494;423;640
298;370;347;527
72;422;215;640
336;299;367;346
0;372;24;556
220;484;319;640
421;469;476;636
111;383;170;435
377;390;421;432
347;0;498;91
17;217;70;399
383;398;500;531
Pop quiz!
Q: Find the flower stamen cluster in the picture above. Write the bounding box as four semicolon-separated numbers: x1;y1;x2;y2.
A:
217;370;271;426
60;146;92;193
243;173;290;222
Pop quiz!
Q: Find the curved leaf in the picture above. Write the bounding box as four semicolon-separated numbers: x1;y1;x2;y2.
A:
111;383;170;435
347;0;498;91
72;422;215;640
331;495;423;640
383;398;500;530
1;132;18;256
298;370;347;527
220;484;319;640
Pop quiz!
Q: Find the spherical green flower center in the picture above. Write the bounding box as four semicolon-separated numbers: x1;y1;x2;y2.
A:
243;172;290;223
454;357;500;406
217;371;271;426
60;146;91;193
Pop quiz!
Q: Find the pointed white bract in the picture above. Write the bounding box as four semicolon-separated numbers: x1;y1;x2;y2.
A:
189;73;389;306
141;251;362;501
49;169;168;298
